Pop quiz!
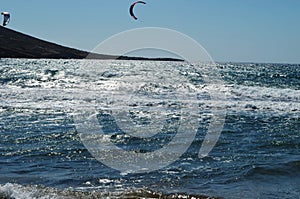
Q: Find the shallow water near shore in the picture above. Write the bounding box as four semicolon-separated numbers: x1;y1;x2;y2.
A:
0;59;299;198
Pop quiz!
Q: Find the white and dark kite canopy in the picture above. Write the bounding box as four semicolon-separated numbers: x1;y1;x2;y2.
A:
1;12;10;26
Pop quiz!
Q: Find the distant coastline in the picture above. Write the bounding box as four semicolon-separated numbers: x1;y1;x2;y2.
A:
0;26;183;62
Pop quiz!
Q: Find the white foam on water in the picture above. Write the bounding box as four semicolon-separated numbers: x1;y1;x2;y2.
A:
0;183;56;199
226;85;300;113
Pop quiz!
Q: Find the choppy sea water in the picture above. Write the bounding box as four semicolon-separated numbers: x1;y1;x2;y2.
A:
0;59;299;199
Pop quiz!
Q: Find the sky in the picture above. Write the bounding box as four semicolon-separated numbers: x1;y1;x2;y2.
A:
1;0;300;63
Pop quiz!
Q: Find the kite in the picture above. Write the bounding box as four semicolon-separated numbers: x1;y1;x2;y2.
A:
1;12;10;26
129;1;146;20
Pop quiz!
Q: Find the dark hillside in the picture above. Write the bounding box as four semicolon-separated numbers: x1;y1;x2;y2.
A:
0;26;183;61
0;26;113;59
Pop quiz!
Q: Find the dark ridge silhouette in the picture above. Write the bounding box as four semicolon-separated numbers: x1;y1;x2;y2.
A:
0;26;183;61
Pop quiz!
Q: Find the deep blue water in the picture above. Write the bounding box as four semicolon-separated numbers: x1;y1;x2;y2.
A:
0;59;299;199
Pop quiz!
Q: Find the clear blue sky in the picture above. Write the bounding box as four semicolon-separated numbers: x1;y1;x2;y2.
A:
2;0;300;63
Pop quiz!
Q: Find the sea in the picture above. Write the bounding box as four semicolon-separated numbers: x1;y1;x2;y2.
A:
0;59;299;199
